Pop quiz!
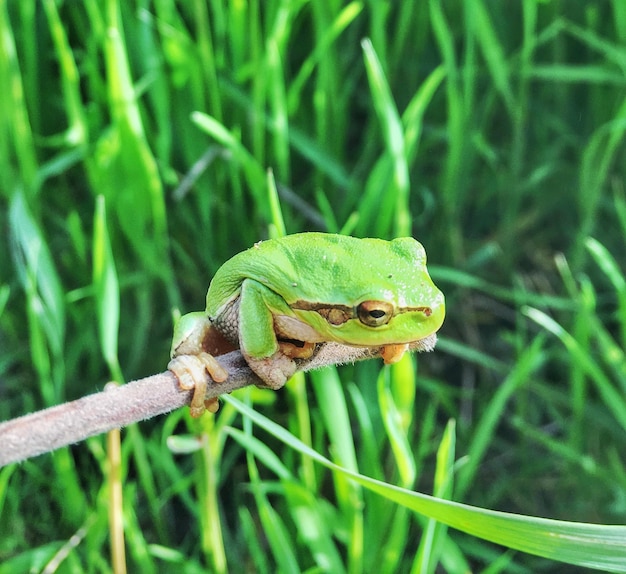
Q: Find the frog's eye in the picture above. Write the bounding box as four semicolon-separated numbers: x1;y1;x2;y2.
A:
357;301;394;327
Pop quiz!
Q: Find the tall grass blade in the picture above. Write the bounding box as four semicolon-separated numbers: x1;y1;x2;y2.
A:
92;196;122;382
467;0;515;116
586;237;626;348
311;368;363;573
412;420;456;574
0;3;37;192
9;192;65;403
361;38;410;237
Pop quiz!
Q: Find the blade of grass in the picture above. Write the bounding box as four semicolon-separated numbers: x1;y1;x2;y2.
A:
310;2;348;175
106;418;126;573
403;65;446;164
228;425;346;572
265;4;294;183
96;0;170;285
196;403;241;573
285;372;317;492
554;253;594;447
242;422;300;573
0;3;37;192
281;481;347;574
9;192;65;404
238;506;270;574
41;0;88;150
311;368;363;574
361;38;410;237
467;0;515;116
93;196;122;383
191;111;270;220
524;307;626;432
193;0;222;120
428;0;467;260
586;237;626;348
612;0;626;42
431;266;575;310
377;367;416;488
266;168;287;238
412;419;456;574
456;335;546;498
225;395;626;573
576;102;626;266
287;2;362;114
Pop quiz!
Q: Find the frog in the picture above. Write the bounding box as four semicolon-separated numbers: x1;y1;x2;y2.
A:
168;232;445;416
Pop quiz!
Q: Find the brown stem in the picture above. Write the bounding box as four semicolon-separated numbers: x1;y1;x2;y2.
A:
0;351;255;467
0;338;435;467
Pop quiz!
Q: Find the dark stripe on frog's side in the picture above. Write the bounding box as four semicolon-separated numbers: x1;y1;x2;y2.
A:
290;300;433;328
290;300;433;316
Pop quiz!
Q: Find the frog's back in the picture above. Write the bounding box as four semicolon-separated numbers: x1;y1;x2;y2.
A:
206;233;432;315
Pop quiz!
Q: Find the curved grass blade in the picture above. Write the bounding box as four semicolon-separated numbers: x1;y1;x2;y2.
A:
224;395;626;572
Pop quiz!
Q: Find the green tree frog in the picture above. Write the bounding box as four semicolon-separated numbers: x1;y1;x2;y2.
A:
168;233;445;416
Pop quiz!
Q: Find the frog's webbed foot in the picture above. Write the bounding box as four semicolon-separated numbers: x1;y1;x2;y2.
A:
168;352;228;417
244;341;314;390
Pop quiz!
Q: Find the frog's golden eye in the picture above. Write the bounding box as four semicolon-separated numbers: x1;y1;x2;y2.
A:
357;301;394;327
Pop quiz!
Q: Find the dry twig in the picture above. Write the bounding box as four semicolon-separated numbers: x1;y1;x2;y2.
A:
0;351;255;467
0;337;436;467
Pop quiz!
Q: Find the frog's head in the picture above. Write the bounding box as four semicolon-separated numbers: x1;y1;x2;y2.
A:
285;236;445;347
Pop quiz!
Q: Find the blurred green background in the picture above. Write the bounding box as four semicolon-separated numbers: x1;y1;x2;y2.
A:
1;1;626;572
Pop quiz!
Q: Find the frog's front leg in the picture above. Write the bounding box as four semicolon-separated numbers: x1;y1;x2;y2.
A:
235;280;317;390
168;312;234;417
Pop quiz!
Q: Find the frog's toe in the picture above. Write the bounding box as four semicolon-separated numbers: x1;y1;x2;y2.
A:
196;352;229;383
168;353;228;389
168;353;228;417
168;355;205;390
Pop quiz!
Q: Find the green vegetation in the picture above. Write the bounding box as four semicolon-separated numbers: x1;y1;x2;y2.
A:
2;1;626;572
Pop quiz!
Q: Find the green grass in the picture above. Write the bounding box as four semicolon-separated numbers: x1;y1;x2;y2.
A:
2;1;626;572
